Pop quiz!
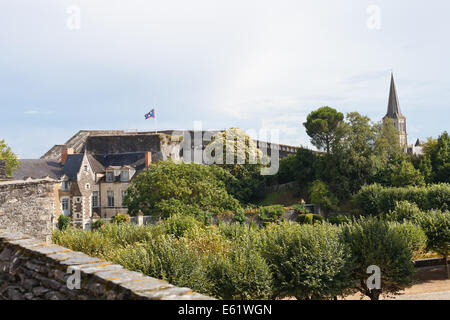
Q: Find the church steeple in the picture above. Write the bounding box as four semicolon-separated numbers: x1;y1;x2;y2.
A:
384;72;408;148
386;73;403;118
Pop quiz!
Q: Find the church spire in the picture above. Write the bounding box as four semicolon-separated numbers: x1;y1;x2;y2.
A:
385;72;403;118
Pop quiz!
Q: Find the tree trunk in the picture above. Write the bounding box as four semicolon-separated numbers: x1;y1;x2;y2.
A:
445;254;449;279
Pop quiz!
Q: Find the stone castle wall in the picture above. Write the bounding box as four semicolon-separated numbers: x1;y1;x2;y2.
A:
0;230;212;300
0;160;6;179
0;179;57;242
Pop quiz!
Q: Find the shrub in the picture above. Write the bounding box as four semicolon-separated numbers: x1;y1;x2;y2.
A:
233;208;247;225
296;213;324;225
385;201;423;223
91;219;106;231
354;183;450;215
111;213;130;224
57;215;71;231
327;214;351;225
309;180;338;212
418;210;450;278
52;227;115;259
341;217;416;300
258;205;284;224
129;235;213;295
261;222;354;300
388;221;427;259
155;214;202;238
292;203;309;214
97;223;153;246
206;238;273;300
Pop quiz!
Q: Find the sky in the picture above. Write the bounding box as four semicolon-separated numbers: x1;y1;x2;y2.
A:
0;0;449;159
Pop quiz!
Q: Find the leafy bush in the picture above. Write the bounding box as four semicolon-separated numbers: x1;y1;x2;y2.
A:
91;219;106;231
155;214;202;238
292;203;309;214
125;235;213;295
96;223;153;246
206;237;273;300
57;215;71;231
385;201;422;223
388;221;427;259
418;210;450;278
354;183;450;215
258;205;284;224
327;214;351;225
341;217;416;300
111;213;130;224
309;180;338;212
261;222;354;300
52;227;116;259
233;208;247;225
297;213;324;225
124;160;241;219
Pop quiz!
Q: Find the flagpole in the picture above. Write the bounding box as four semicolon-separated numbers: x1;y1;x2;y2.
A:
155;105;158;134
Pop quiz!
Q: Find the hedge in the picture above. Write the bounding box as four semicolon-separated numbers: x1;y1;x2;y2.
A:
354;183;450;215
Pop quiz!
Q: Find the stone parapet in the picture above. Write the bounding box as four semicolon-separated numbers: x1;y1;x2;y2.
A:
0;229;213;300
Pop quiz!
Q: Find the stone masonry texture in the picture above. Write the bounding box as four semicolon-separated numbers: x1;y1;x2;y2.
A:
0;179;57;242
0;229;213;300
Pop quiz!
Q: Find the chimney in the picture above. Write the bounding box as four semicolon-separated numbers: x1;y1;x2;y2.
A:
145;152;152;167
61;147;74;166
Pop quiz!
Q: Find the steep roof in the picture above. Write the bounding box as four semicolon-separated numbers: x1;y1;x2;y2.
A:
93;152;146;172
12;159;63;180
61;154;84;180
385;73;404;119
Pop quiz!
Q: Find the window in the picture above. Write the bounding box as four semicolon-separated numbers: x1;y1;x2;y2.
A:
84;165;88;172
85;183;90;190
92;191;98;208
76;197;81;203
121;190;127;206
107;191;114;207
62;199;69;211
120;170;129;182
106;171;114;182
62;181;69;191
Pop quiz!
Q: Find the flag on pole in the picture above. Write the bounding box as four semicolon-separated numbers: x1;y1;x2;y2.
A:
144;108;155;120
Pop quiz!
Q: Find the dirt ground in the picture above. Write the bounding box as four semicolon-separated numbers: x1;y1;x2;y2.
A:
343;265;450;300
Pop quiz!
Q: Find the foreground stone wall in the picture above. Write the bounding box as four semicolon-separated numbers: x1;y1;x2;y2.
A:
0;229;212;300
0;179;57;242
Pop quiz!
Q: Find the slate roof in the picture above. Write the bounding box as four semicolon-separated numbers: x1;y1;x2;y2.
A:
92;152;146;172
12;159;63;180
61;154;84;180
385;73;405;119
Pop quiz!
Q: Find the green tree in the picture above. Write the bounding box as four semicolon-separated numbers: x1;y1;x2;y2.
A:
262;222;354;300
390;160;425;187
303;106;344;154
341;217;416;300
123;160;241;218
205;128;266;203
423;132;450;183
309;180;338;212
0;139;19;176
419;210;450;278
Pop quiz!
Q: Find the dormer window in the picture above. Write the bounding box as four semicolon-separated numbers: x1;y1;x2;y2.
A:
62;181;69;191
120;170;129;182
106;171;114;182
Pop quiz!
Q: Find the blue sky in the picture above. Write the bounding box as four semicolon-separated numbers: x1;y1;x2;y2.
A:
1;0;449;159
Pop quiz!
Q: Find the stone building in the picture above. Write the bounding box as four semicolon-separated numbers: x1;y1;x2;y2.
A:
383;73;423;156
13;129;300;229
